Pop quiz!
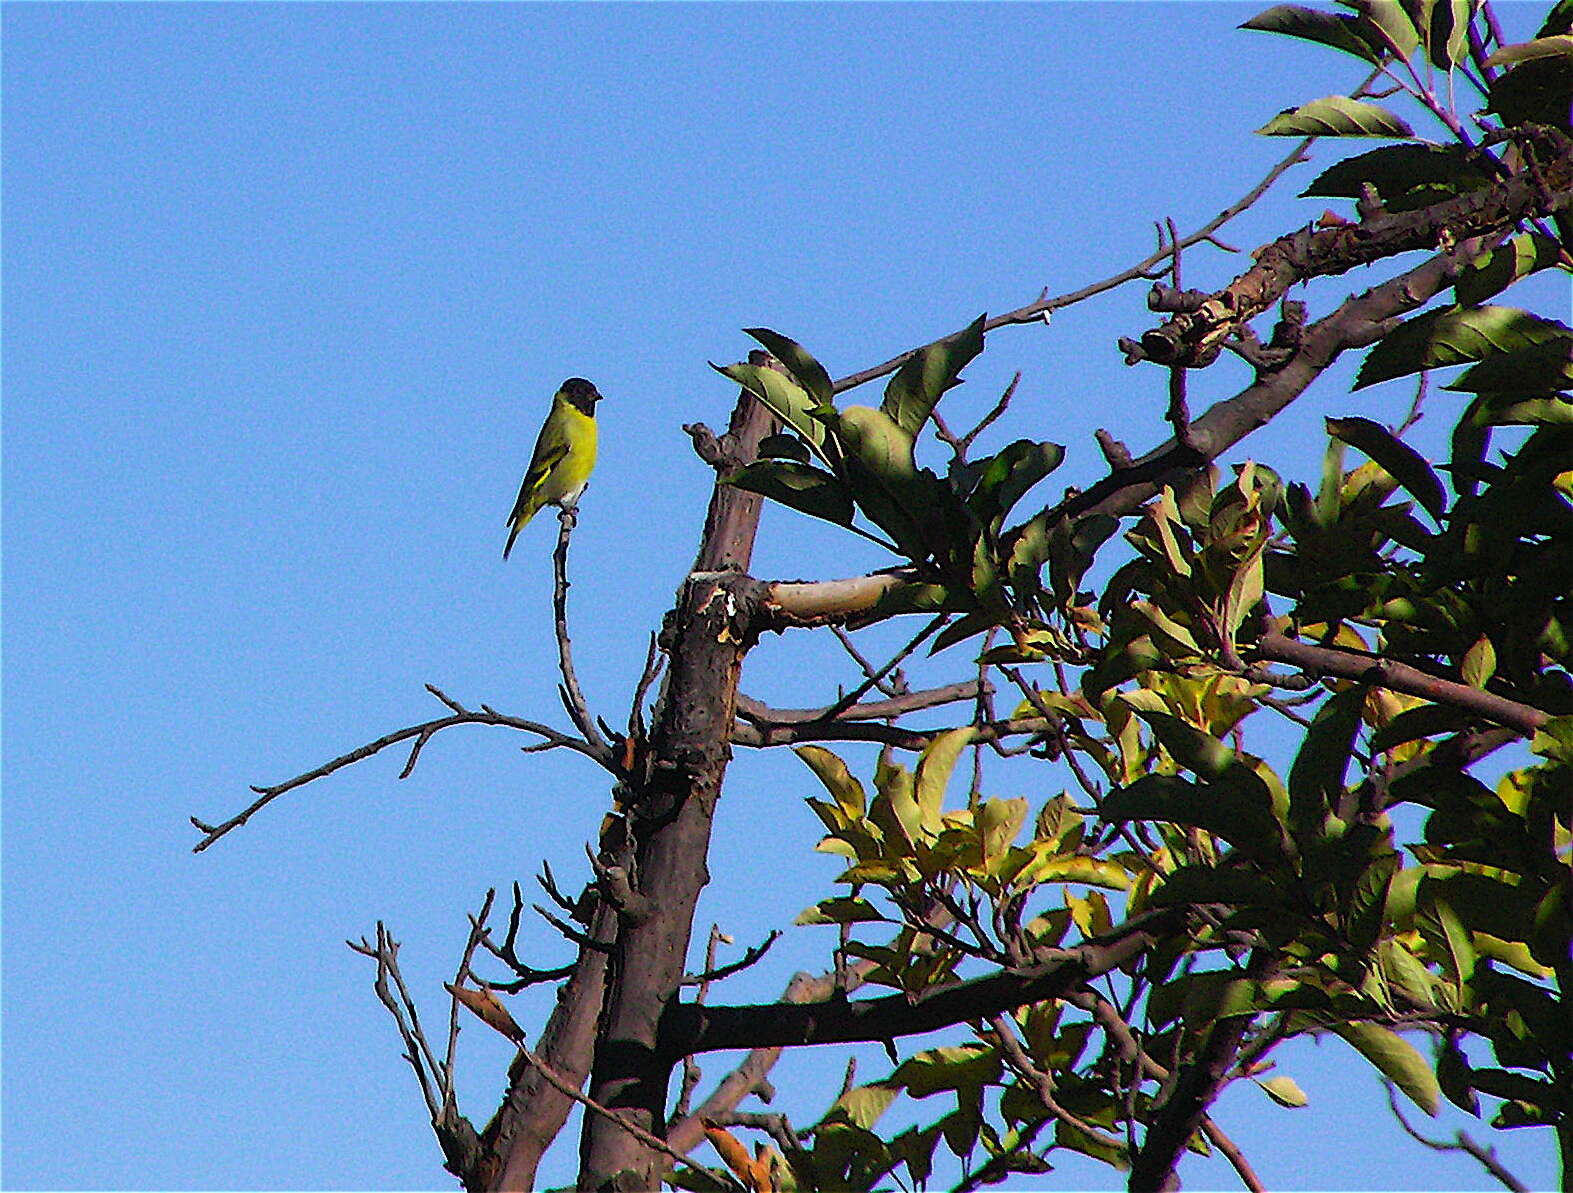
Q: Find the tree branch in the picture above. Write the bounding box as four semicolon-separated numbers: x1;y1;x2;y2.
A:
190;684;606;852
663;912;1178;1058
1254;632;1548;736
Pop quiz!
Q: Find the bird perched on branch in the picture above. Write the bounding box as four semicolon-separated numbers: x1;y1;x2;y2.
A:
503;377;603;559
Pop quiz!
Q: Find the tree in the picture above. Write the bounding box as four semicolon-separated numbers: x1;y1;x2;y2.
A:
194;3;1572;1190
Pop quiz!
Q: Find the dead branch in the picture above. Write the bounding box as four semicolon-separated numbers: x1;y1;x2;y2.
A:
190;684;605;852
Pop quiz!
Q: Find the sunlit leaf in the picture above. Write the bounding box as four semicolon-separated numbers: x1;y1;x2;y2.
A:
1354;306;1571;389
1333;1022;1441;1115
1257;96;1414;137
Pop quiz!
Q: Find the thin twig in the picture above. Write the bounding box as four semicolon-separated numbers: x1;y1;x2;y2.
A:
513;1045;730;1189
830;131;1322;394
1385;1082;1529;1193
553;506;609;756
191;684;606;851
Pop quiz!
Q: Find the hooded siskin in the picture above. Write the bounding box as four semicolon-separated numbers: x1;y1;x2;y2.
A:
503;378;602;559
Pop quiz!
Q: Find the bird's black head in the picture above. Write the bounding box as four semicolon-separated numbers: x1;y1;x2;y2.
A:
559;377;602;415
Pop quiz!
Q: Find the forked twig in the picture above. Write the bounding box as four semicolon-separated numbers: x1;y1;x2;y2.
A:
191;684;605;852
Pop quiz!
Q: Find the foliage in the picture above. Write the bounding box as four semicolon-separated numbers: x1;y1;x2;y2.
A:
698;4;1572;1187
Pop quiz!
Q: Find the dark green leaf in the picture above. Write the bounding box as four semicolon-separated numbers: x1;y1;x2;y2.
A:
1240;4;1382;59
757;432;811;463
1355;306;1572;389
1488;54;1573;131
1370;702;1469;751
1100;773;1286;859
1302;144;1490;210
881;314;987;438
1257;96;1415;137
1326;415;1447;519
1438;1036;1481;1116
743;328;835;406
1287;686;1365;836
726;460;856;527
969;439;1066;528
1444;336;1573;394
1454;232;1567;306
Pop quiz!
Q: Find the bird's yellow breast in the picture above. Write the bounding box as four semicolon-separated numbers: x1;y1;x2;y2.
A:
541;400;597;504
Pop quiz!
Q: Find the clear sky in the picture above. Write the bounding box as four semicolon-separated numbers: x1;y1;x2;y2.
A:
3;3;1563;1190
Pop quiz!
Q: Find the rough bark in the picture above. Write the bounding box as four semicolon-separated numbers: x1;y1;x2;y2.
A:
576;387;777;1190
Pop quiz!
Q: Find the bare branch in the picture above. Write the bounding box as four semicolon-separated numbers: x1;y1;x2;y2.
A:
552;507;610;757
1254;632;1547;736
683;930;783;987
829;131;1321;394
191;684;605;852
1385;1082;1529;1193
734;680;984;727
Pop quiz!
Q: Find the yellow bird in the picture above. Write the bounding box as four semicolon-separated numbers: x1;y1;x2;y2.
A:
503;377;603;559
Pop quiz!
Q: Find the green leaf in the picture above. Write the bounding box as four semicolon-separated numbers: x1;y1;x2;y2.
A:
726;459;857;527
1454;234;1566;306
1302;144;1489;210
1530;714;1573;765
968;439;1066;528
827;1082;901;1131
1425;0;1474;69
1287;686;1364;835
915;727;974;822
1444;336;1573;395
1355;306;1572;389
743;327;835;406
714;359;836;465
1131;707;1239;780
1333;1022;1441;1115
1100;773;1285;859
1485;32;1573;66
1326;415;1447;519
796;745;867;819
1256;1075;1310;1107
1240;4;1382;60
881;313;987;438
1257;95;1414;137
1350;0;1421;56
1460;634;1496;688
796;897;890;925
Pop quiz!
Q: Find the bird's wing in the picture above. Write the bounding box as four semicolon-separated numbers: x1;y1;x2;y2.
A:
506;436;569;526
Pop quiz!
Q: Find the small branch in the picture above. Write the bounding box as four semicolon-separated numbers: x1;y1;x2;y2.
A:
1254;632;1547;736
665;911;1180;1057
988;1013;1127;1153
552;507;609;756
828;131;1320;394
683;930;783;987
813;614;950;722
191;684;606;852
512;1045;729;1190
830;623;905;697
1385;1082;1529;1193
734;680;984;726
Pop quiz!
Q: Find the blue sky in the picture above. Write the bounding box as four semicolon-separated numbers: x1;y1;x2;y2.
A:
3;3;1564;1190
